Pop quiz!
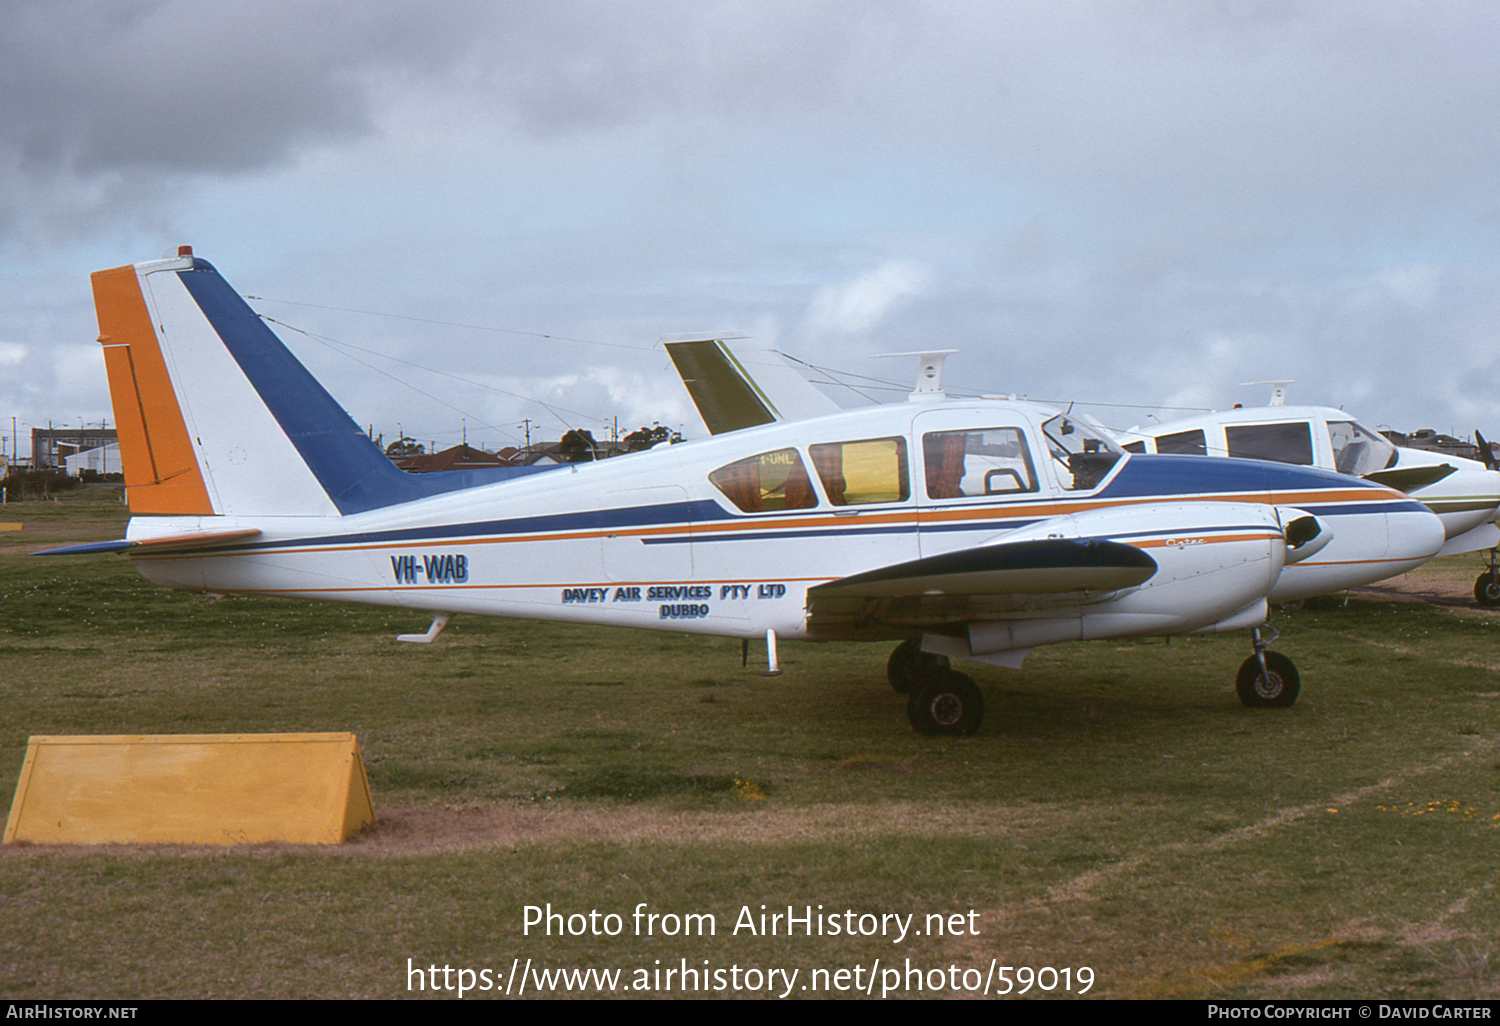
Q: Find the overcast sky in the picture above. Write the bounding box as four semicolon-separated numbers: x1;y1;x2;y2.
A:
3;0;1499;459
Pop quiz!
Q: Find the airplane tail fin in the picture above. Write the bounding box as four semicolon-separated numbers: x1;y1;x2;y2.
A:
93;248;543;518
664;337;840;434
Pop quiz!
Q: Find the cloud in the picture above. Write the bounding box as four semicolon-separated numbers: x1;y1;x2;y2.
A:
806;260;933;336
0;0;490;243
5;2;1500;438
0;1;499;173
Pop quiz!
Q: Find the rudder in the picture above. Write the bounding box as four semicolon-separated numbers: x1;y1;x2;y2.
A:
93;260;217;515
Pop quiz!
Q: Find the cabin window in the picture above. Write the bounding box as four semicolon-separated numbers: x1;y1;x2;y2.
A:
922;428;1038;498
1155;429;1207;456
709;447;818;513
1042;414;1123;490
808;437;910;506
1225;422;1314;465
1328;420;1397;475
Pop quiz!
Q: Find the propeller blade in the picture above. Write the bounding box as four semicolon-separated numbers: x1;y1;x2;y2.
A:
1477;430;1498;471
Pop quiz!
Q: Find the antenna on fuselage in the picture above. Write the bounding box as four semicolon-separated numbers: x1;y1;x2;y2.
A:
876;350;958;401
1241;380;1294;406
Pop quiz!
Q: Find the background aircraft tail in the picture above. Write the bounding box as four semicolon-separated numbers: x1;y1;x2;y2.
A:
664;337;840;434
93;248;547;518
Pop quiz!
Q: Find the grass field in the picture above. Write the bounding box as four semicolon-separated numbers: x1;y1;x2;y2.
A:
2;491;1497;999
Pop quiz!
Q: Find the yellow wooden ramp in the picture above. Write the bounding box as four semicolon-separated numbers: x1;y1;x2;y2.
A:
3;733;375;845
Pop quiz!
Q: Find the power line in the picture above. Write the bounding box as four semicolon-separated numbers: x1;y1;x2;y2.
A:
257;314;603;440
246;296;653;352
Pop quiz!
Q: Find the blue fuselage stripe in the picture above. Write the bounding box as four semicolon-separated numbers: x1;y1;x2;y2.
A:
165;474;1419;556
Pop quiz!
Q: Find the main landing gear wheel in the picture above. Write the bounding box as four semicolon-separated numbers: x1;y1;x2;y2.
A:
906;669;984;736
1475;573;1500;608
887;639;950;694
1235;651;1301;708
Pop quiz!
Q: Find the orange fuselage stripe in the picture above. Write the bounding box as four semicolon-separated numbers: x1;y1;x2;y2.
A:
128;486;1408;563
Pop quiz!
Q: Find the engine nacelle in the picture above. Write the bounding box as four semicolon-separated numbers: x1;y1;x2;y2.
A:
1276;507;1333;564
949;502;1287;659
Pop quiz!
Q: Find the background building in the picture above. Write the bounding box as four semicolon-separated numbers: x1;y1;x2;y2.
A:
32;427;117;470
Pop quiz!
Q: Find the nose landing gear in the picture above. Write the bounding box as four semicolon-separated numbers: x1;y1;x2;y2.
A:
886;625;1303;736
1236;626;1301;708
1475;550;1500;608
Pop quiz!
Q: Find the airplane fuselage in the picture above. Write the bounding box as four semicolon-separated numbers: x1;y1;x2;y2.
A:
124;400;1442;649
54;250;1459;731
1120;403;1500;556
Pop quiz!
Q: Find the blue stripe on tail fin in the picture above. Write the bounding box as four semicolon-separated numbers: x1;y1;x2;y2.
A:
177;259;556;515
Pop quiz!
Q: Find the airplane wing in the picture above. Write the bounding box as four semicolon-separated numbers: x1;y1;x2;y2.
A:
664;338;840;434
806;537;1157;634
33;528;262;557
1362;464;1457;492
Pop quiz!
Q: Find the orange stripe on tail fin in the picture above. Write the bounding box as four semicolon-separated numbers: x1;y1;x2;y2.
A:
92;264;215;515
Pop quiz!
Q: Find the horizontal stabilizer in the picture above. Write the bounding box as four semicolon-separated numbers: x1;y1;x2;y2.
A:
32;540;137;556
34;528;262;557
134;528;263;552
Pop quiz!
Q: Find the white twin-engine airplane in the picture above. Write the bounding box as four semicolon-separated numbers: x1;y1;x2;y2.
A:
1115;390;1500;607
43;250;1446;736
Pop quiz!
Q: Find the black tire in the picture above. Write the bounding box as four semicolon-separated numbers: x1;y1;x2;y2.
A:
906;669;984;736
887;639;950;694
1235;652;1301;708
1474;573;1500;608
